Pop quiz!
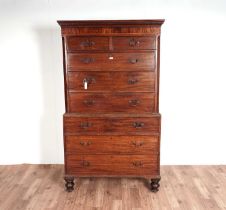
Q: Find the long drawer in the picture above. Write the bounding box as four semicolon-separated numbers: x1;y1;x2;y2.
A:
63;115;160;135
65;136;159;154
67;52;156;71
65;154;159;176
68;93;155;113
67;71;155;92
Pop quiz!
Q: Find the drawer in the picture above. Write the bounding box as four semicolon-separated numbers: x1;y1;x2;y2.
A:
65;136;159;154
63;115;160;135
68;93;155;113
65;154;159;176
67;52;156;71
67;71;155;92
112;36;156;50
66;36;109;51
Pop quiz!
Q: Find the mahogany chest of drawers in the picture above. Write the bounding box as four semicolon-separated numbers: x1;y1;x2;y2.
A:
58;20;164;192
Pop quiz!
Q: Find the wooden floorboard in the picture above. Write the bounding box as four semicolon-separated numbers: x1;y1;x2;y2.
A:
0;165;226;210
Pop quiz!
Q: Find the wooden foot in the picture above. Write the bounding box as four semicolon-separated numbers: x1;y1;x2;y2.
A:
64;176;75;192
149;177;161;192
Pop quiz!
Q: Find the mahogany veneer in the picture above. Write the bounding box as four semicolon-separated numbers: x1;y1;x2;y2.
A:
67;52;156;71
66;154;159;176
64;136;159;155
58;19;164;192
67;71;156;92
68;92;155;113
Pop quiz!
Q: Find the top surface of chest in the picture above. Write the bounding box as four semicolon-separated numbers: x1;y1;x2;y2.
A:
57;19;164;36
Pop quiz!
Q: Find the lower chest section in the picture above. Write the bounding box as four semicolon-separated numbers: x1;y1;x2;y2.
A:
64;115;161;177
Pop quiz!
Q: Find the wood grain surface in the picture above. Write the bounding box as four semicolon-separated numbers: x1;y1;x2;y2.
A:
112;36;156;50
67;71;156;92
66;36;109;51
64;135;159;155
66;154;159;176
63;115;161;135
68;92;155;113
1;165;226;210
67;52;156;71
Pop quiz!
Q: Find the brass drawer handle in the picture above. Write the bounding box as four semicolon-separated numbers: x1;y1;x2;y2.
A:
80;40;95;47
132;161;143;167
129;38;140;47
81;160;90;167
129;99;140;106
83;77;96;84
80;122;92;129
133;122;144;128
83;100;95;106
129;58;138;64
81;57;95;64
80;141;92;146
131;141;144;147
128;79;138;84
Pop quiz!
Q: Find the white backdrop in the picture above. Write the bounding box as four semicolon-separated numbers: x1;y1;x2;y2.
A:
0;0;226;165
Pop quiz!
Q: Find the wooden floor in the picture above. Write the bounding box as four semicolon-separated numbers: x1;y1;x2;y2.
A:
0;165;226;210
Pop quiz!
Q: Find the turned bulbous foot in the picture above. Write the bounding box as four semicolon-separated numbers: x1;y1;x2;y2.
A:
64;176;75;192
149;177;161;192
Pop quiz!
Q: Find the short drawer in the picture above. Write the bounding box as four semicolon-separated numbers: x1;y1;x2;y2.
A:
66;36;109;51
67;71;155;92
68;93;155;113
112;36;156;50
65;154;159;176
63;115;160;135
67;52;156;71
65;136;159;154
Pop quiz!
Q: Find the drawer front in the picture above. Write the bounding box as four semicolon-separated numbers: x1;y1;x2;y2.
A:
67;52;156;71
66;36;109;51
65;136;159;154
112;36;156;50
64;116;160;135
66;154;159;176
67;71;155;92
68;93;155;113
